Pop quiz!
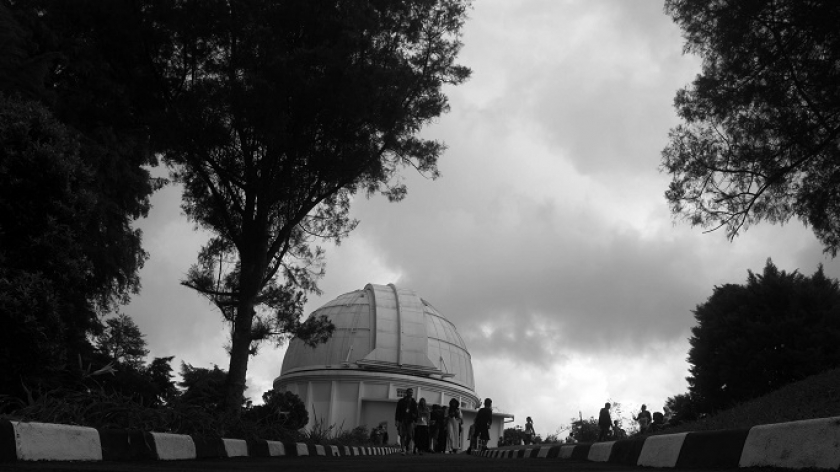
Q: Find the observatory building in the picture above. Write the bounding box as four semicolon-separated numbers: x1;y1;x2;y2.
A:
274;283;512;448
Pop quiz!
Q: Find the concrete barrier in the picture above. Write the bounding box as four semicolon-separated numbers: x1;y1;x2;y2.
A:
150;432;196;460
637;432;687;468
558;444;575;459
740;417;840;470
587;441;614;462
267;440;286;456
222;438;248;457
14;422;102;462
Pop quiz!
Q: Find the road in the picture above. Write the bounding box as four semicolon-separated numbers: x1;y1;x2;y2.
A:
0;454;764;472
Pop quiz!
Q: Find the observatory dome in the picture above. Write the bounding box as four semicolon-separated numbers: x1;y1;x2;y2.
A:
279;283;475;391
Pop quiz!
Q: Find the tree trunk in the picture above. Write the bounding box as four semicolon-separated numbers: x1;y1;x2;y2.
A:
225;300;254;414
224;235;268;414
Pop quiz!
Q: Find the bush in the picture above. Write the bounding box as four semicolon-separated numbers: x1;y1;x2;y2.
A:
244;389;308;430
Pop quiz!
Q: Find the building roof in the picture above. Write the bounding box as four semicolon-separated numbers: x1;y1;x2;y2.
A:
279;283;475;391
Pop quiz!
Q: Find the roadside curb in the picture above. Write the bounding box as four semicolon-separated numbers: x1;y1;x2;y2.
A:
0;420;398;462
479;416;840;470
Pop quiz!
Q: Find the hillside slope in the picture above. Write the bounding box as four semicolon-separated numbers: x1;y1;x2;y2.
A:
655;367;840;434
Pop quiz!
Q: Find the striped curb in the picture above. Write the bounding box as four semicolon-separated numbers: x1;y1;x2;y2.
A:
0;420;399;462
478;415;840;470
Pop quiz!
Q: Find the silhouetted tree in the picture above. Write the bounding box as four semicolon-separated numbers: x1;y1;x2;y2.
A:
142;356;179;406
178;363;241;412
95;314;149;368
84;355;177;408
245;389;308;430
568;418;599;443
661;1;840;254
0;1;164;398
150;0;472;413
0;94;97;397
687;259;840;413
502;427;528;445
664;393;700;426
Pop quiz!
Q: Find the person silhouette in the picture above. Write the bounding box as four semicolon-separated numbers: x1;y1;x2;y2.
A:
598;403;611;441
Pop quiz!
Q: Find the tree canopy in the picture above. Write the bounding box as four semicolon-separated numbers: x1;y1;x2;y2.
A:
245;389;308;431
661;1;840;254
0;94;93;396
95;314;150;368
178;363;244;412
687;259;840;413
148;0;471;413
0;1;162;398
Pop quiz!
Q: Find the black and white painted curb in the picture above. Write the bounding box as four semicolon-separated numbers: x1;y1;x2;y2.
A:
479;416;840;470
0;420;398;462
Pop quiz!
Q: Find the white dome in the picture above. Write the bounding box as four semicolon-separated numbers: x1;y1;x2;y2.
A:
279;283;475;390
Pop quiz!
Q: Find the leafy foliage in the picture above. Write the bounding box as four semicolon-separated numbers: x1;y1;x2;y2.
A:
95;314;149;368
0;94;97;398
0;1;163;400
178;363;238;412
245;389;308;431
664;392;701;426
89;356;179;408
568;418;600;443
661;1;840;254
4;0;161;308
502;427;529;445
687;259;840;413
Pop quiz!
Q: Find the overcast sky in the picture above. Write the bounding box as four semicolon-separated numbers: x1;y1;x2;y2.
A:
125;0;840;438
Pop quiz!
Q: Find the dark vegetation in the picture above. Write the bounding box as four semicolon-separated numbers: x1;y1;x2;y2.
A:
0;307;312;442
663;259;840;425
685;260;840;414
662;0;840;255
657;367;840;435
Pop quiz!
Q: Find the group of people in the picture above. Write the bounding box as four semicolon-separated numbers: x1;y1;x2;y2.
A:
369;422;389;445
394;388;493;455
597;402;661;441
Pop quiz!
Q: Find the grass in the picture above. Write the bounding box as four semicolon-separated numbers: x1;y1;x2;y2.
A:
651;367;840;435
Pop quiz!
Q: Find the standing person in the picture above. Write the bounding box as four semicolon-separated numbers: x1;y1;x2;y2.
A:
474;398;493;451
446;398;462;453
634;404;652;434
524;417;535;445
395;388;418;455
467;423;476;454
598;402;612;441
438;406;449;452
429;404;441;452
415;398;431;454
612;420;626;439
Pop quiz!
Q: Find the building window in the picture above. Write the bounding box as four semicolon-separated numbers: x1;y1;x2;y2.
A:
396;388;408;398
